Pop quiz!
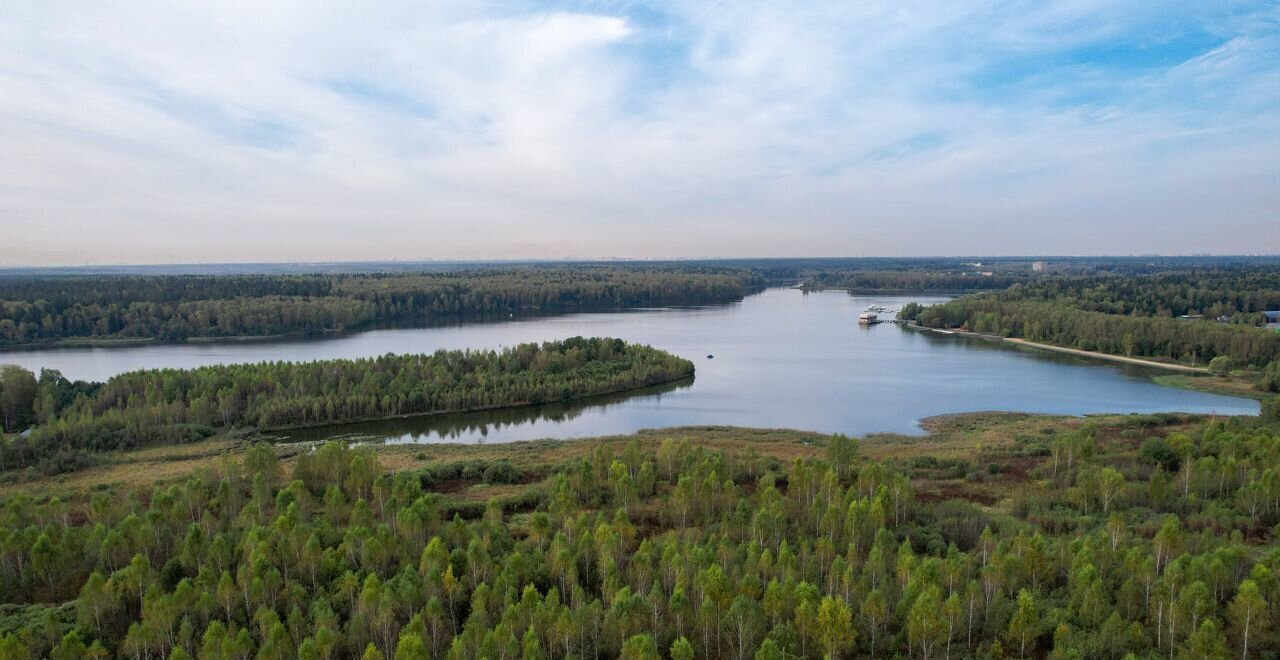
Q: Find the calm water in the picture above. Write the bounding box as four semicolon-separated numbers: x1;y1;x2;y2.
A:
0;289;1258;442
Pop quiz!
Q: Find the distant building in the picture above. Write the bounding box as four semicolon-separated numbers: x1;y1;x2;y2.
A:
1031;261;1047;272
858;312;878;325
1264;310;1280;330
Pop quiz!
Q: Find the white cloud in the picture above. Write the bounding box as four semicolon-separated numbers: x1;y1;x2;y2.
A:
0;1;1277;264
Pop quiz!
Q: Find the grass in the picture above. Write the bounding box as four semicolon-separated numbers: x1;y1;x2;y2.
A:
1152;372;1271;400
0;437;248;498
0;409;1228;542
4;412;1221;516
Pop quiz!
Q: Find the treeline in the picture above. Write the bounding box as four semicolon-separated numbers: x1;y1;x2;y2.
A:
802;270;1027;292
2;415;1280;658
0;338;693;474
900;267;1280;376
990;271;1280;320
0;268;750;347
904;297;1280;368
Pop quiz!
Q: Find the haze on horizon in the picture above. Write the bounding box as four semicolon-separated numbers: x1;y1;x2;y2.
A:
3;1;1279;267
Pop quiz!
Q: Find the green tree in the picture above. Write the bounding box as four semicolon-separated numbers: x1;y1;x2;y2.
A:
395;632;429;660
1263;396;1280;423
1180;620;1230;660
0;364;37;431
816;596;854;659
755;638;785;660
1006;589;1040;660
1096;467;1126;513
620;634;660;660
826;434;859;481
909;586;946;660
1228;580;1267;660
1209;356;1234;376
861;588;888;657
670;636;695;660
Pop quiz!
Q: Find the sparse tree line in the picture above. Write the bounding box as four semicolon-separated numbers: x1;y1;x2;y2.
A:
1;414;1279;658
0;269;750;347
0;338;693;475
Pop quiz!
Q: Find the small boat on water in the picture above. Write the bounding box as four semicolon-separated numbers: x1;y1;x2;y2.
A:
858;312;878;325
706;354;715;359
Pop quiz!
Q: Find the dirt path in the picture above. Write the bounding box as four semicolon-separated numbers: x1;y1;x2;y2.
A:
1003;338;1209;373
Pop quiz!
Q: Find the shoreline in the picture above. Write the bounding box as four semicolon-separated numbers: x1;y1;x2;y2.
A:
1003;337;1209;373
0;301;749;354
259;373;696;435
906;324;1210;374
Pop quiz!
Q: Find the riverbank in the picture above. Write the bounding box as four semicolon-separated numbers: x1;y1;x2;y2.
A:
1151;373;1271;400
0;333;299;351
1003;337;1209;373
906;324;1209;373
0;301;744;354
259;375;697;434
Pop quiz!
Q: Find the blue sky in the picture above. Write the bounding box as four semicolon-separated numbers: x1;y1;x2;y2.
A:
1;1;1278;264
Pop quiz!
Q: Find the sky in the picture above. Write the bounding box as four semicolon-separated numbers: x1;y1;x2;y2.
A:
2;1;1279;265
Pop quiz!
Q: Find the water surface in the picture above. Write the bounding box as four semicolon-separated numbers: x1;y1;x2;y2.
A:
1;289;1258;441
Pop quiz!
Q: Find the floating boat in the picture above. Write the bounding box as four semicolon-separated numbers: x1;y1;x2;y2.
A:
858;312;878;325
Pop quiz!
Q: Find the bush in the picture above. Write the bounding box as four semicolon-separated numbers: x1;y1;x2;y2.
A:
482;460;522;484
1259;361;1280;393
1263;396;1280;424
1140;438;1180;472
1208;355;1234;376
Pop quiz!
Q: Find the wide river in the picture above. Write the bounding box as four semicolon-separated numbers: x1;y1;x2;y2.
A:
0;289;1259;442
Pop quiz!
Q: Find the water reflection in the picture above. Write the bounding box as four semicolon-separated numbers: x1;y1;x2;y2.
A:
1;289;1260;442
278;378;694;445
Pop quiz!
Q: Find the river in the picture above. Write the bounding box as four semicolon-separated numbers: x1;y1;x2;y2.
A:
0;289;1259;442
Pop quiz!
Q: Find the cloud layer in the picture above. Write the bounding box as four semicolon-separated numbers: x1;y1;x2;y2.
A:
3;1;1278;264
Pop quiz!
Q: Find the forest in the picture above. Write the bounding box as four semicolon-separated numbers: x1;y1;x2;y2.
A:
0;269;752;347
3;259;1280;658
899;268;1280;394
0;338;693;476
0;411;1278;659
901;298;1280;369
974;272;1280;322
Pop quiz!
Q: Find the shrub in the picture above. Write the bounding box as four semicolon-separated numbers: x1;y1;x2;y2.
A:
482;460;522;484
1263;396;1280;423
1140;438;1180;472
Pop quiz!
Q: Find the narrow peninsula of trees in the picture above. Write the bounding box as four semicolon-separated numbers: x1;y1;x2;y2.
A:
0;338;693;473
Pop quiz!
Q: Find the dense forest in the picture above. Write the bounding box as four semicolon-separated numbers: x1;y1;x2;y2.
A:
900;269;1280;386
801;271;1026;292
979;272;1280;321
0;338;693;475
902;298;1280;368
1;412;1279;658
0;269;752;347
9;260;1280;348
